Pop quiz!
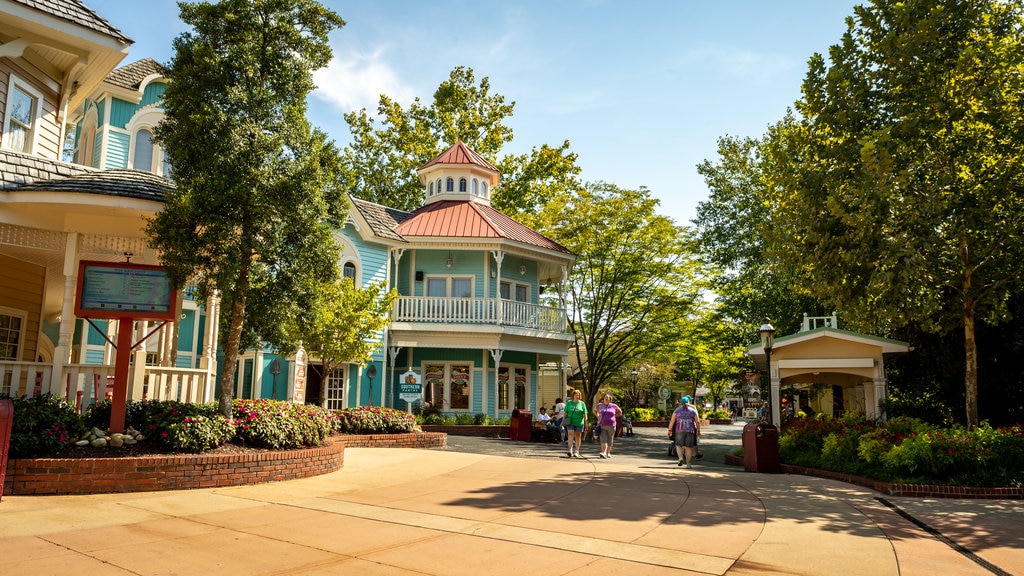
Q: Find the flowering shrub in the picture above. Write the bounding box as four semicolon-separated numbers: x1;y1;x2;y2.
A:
142;401;235;452
5;394;87;458
334;405;416;434
780;415;1024;487
233;399;335;449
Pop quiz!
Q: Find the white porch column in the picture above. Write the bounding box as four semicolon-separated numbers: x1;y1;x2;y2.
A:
49;232;78;395
491;251;504;323
490;348;503;419
130;321;147;400
873;359;888;421
388;346;402;409
770;362;781;427
862;382;877;420
200;290;220;402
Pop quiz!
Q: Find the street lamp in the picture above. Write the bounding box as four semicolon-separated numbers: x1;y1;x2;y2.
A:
269;359;282;400
631;369;639;409
759;317;775;424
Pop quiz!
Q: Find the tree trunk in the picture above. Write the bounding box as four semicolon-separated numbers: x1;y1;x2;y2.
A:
964;299;978;428
218;261;250;418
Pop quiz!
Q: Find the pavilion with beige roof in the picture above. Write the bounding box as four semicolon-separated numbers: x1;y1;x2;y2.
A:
748;313;912;425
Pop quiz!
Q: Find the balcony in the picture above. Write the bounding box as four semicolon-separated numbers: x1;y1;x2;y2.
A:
393;297;567;333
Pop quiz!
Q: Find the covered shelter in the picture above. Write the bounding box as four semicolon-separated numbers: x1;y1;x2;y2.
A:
748;314;911;425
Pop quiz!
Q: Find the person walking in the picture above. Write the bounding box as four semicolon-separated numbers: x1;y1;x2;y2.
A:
594;392;622;459
563;389;588;458
669;395;701;468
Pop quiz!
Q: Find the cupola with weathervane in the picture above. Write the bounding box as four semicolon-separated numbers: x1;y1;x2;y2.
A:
417;140;500;207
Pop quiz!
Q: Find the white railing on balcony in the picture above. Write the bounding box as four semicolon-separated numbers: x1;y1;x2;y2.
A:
0;361;211;412
393;297;567;332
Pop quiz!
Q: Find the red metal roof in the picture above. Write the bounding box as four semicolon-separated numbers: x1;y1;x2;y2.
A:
418;140;499;174
394;200;572;254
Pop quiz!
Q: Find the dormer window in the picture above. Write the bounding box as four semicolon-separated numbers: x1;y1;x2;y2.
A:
459;178;467;192
428;181;434;196
446;177;454;192
436;178;442;193
472;179;479;195
482;182;488;197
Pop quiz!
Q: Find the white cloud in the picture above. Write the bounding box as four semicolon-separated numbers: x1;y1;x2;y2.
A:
311;48;416;113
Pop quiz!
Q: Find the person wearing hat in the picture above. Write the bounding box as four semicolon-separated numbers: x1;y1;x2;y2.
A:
668;395;701;468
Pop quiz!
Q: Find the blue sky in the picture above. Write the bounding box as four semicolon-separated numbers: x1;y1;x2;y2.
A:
85;0;859;225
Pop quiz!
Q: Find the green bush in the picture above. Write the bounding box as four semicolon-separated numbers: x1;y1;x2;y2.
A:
780;414;1024;487
454;413;475;425
473;413;492;425
233;399;335;449
627;408;662;421
705;409;732;419
142;400;235;452
334;405;417;434
6;394;87;458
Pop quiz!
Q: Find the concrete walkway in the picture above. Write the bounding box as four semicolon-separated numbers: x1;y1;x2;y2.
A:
2;423;1021;575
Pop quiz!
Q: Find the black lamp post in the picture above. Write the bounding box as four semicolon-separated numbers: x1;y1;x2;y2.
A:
630;369;639;409
269;359;281;400
759;317;775;424
366;364;377;406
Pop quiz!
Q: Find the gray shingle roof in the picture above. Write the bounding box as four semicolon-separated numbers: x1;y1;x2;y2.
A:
11;0;133;44
105;57;163;90
349;195;410;242
0;150;169;202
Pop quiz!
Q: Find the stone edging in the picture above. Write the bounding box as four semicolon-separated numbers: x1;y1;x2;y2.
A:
723;453;1023;499
3;432;446;496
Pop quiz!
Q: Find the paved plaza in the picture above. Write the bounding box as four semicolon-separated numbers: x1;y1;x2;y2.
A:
2;422;1021;575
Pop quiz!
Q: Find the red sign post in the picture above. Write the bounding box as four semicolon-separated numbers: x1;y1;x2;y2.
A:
75;261;177;433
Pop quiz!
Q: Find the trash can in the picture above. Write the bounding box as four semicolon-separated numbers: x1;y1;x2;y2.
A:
742;422;779;473
0;399;13;502
510;409;532;442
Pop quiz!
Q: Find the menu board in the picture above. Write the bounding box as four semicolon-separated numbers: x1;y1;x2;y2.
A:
75;261;176;320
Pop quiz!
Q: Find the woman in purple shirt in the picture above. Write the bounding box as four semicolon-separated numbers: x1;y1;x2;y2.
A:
595;393;622;459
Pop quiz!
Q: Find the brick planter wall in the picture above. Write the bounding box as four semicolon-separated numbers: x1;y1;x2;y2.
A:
3;432;446;496
723;453;1024;499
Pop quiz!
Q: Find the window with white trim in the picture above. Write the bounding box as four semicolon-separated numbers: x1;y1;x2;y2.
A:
131;127;170;175
3;76;43;154
497;365;528;411
424;363;471;411
343;261;357;284
0;307;26;361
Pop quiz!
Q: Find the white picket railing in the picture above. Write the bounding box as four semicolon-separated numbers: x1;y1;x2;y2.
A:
393;297;567;332
0;361;211;411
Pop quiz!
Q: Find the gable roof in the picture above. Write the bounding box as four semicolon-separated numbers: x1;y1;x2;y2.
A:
11;0;132;44
348;196;411;242
105;57;163;90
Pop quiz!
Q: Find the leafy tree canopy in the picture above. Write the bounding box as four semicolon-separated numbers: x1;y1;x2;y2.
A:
147;0;347;416
341;66;583;220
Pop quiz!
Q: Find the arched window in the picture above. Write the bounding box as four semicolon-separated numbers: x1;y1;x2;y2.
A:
132;129;154;171
428;181;434;196
436;178;442;194
472;179;478;195
446;177;454;192
481;182;488;197
459;178;467;192
343;262;357;284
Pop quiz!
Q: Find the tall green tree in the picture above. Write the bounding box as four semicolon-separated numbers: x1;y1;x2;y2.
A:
539;183;705;406
341;66;582;219
146;0;347;416
694;121;826;338
293;280;399;399
783;0;1024;427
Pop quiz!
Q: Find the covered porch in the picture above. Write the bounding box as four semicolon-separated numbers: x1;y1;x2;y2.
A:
748;313;912;425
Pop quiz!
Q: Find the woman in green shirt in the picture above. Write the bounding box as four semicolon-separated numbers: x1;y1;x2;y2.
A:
563;389;588;458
